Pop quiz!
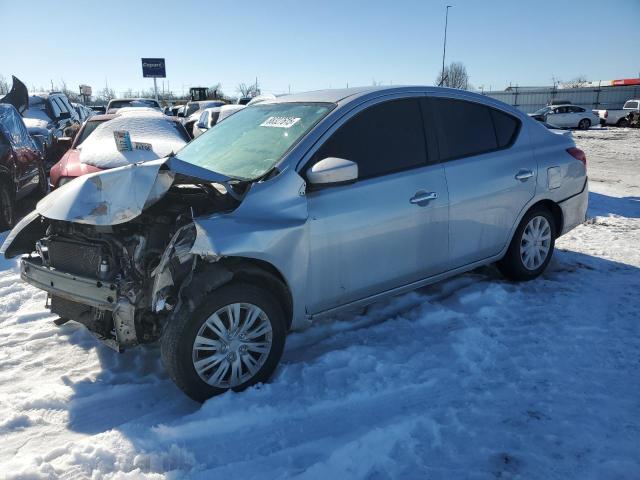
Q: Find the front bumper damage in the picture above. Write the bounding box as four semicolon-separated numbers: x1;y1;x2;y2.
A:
21;257;138;351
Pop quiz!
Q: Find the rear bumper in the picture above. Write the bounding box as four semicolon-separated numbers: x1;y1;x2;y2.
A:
558;179;588;236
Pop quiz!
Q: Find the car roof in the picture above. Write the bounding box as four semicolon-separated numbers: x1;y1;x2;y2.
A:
109;98;158;102
268;86;524;114
87;114;118;122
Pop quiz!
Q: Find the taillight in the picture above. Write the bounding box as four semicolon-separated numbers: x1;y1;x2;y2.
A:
567;147;587;167
604;111;608;118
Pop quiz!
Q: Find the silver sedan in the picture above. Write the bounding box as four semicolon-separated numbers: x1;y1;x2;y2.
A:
3;86;588;401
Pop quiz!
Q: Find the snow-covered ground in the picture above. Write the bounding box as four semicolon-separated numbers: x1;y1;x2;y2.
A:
0;128;638;479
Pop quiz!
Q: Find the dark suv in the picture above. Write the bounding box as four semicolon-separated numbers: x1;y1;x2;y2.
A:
0;104;47;229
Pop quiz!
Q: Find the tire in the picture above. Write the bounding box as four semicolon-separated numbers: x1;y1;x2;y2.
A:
161;282;286;402
616;118;629;128
497;206;556;281
33;163;48;199
578;118;590;130
0;178;15;231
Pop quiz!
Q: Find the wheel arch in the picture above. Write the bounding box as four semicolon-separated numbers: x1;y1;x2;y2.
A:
523;199;563;238
191;256;294;331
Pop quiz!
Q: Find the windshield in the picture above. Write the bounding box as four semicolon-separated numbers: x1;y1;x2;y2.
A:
175;102;332;180
533;106;552;116
110;99;159;109
75;120;107;146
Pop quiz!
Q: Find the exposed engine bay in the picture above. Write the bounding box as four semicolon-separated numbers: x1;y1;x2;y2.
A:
21;180;240;351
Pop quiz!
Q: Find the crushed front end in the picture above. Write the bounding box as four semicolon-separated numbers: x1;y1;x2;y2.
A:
5;159;242;351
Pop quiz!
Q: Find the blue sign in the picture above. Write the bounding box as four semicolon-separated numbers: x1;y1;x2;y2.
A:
141;58;166;78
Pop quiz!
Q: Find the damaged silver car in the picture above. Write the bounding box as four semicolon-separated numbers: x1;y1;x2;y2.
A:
1;87;588;402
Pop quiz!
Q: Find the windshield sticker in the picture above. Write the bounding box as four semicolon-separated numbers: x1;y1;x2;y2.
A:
260;116;301;128
113;130;133;151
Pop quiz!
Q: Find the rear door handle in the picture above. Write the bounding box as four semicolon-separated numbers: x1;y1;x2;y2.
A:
410;191;438;205
515;169;534;181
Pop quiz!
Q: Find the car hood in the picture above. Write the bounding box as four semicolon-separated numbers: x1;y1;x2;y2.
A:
36;156;231;226
0;75;28;114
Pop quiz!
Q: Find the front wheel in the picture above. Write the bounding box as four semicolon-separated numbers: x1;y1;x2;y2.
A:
161;282;286;402
0;179;15;231
498;207;556;281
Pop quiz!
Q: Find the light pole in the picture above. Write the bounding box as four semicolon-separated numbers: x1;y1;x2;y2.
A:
440;5;452;86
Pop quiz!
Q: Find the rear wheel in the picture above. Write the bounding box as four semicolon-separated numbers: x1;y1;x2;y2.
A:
578;118;591;130
0;179;15;230
616;118;629;128
161;282;286;402
498;207;556;281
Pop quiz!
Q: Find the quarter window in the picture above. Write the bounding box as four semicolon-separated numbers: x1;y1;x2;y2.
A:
314;98;428;179
490;109;520;148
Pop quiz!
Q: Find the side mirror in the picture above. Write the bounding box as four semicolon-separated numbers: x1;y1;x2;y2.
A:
177;111;185;118
58;111;71;120
306;157;358;186
196;121;207;130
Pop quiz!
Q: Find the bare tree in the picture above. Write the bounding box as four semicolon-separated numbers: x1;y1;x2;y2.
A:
563;75;589;88
58;79;80;102
237;81;260;98
435;62;469;90
0;75;9;95
97;86;116;102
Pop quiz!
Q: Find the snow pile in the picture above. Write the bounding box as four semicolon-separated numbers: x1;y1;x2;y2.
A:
22;117;49;130
79;112;187;169
0;129;638;478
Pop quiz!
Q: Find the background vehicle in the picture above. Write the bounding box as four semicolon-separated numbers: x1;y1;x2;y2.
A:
192;104;245;138
48;114;115;188
23;117;54;167
529;104;598;129
0;104;47;228
106;98;161;114
49;111;189;188
89;105;107;114
179;100;225;136
72;103;94;122
2;87;588;401
597;99;640;127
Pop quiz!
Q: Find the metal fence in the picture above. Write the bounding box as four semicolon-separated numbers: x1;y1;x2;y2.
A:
481;85;640;113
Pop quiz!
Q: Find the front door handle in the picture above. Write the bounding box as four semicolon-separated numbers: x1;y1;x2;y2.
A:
410;191;438;205
515;169;534;181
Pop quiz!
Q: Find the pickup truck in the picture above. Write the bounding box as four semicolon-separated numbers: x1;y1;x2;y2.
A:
596;99;640;127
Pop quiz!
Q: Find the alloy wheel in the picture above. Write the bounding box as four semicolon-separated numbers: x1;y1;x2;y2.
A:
519;215;552;270
192;302;273;388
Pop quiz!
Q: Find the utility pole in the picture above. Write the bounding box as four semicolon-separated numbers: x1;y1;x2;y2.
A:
440;5;452;86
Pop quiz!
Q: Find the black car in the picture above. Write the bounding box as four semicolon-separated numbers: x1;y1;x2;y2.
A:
0;104;47;228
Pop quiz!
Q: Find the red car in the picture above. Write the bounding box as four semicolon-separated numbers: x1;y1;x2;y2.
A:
50;112;189;189
49;114;115;188
0;104;47;229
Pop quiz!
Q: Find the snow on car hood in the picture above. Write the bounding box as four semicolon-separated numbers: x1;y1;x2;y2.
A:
78;112;187;169
35;157;231;226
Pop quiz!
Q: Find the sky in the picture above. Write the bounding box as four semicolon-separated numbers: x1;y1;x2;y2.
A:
1;0;639;97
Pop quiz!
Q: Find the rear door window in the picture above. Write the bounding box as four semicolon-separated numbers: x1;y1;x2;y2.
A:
429;97;497;161
314;98;428;179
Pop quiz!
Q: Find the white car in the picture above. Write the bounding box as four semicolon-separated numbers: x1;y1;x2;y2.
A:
529;105;599;130
192;104;245;138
